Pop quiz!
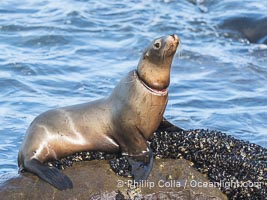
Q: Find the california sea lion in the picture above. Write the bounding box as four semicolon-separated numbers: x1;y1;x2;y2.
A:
219;15;267;44
18;34;180;190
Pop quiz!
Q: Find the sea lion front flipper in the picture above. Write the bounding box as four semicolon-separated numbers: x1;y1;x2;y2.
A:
157;117;184;132
126;147;153;181
24;159;73;190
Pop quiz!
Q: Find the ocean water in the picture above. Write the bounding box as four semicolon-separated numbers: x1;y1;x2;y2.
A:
0;0;266;176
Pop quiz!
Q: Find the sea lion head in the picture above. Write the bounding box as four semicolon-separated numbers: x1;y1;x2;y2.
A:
137;34;179;91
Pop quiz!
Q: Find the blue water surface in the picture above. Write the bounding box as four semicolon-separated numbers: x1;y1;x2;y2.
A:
0;0;267;176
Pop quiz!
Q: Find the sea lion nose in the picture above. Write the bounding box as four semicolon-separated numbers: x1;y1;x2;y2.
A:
170;34;176;40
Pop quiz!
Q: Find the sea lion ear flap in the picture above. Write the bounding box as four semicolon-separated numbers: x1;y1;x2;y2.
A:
144;51;150;59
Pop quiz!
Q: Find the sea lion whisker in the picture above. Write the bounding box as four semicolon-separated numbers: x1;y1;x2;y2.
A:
177;40;182;57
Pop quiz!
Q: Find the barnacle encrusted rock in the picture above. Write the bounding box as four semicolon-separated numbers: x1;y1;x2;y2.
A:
1;126;266;199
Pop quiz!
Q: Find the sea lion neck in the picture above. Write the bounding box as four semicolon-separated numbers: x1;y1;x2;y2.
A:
137;34;179;90
135;70;168;96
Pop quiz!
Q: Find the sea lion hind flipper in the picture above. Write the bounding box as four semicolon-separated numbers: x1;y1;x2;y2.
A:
157;117;184;132
126;148;153;181
24;159;73;190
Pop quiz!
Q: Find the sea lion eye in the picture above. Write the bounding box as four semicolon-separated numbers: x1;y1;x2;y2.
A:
153;41;161;49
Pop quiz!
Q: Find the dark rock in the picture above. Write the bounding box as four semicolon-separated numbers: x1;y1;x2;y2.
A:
150;128;267;199
1;126;266;199
0;159;226;200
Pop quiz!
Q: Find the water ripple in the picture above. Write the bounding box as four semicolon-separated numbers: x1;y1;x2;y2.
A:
0;0;267;175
